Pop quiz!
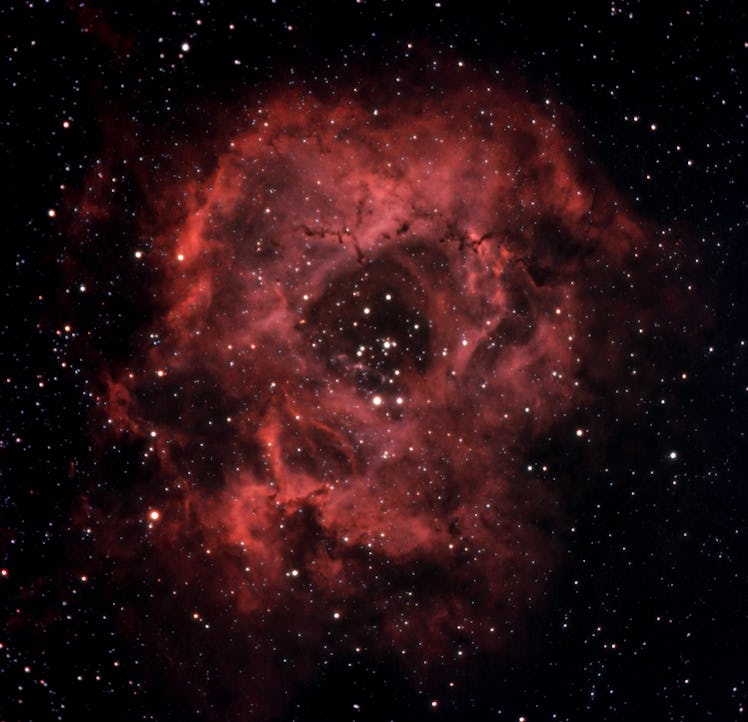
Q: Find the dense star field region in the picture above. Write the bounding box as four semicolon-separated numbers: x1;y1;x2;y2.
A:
2;2;747;721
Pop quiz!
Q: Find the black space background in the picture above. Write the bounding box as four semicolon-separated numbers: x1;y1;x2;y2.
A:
2;2;746;721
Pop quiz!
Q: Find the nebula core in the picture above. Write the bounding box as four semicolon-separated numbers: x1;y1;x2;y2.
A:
79;78;661;718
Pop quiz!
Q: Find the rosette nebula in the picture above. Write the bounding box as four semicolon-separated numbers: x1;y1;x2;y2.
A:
81;79;664;718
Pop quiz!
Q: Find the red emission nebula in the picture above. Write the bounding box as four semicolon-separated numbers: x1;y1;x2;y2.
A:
74;76;676;717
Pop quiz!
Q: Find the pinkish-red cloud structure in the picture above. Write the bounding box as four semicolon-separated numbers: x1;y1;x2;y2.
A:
72;75;682;719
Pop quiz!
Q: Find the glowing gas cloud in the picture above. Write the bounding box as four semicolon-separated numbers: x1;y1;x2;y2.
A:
76;74;676;719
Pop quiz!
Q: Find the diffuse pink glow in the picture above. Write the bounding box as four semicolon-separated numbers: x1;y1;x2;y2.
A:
80;77;664;717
